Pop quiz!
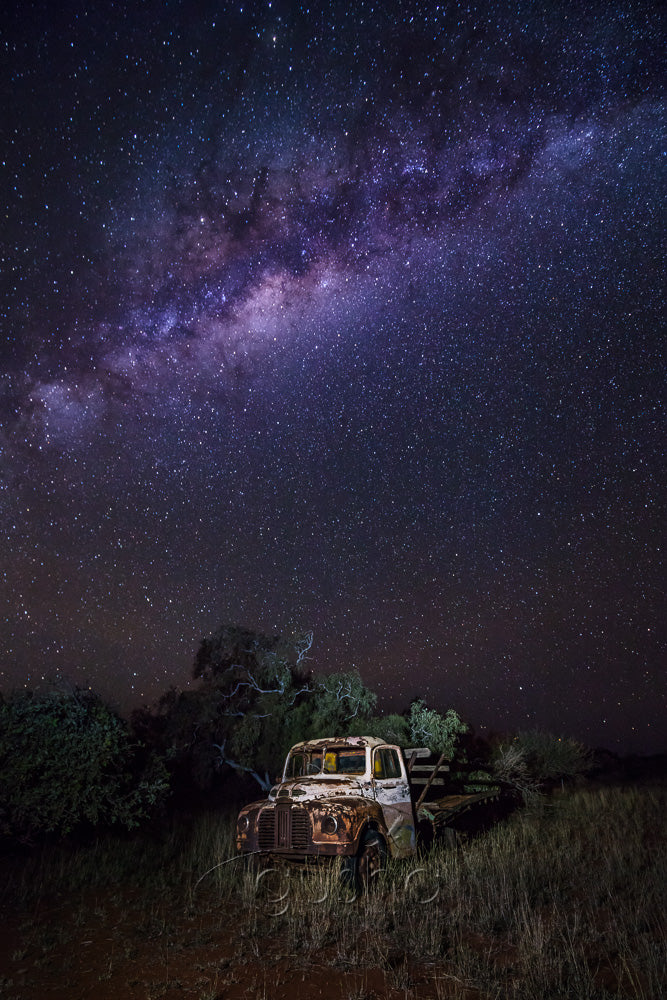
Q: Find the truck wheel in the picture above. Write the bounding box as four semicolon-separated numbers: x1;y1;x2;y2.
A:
341;831;387;894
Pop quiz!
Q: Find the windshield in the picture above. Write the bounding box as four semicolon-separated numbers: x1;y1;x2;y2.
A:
285;747;366;777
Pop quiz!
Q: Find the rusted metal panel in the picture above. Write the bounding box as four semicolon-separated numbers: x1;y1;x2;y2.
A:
237;792;389;858
271;776;374;801
237;736;438;863
288;736;386;752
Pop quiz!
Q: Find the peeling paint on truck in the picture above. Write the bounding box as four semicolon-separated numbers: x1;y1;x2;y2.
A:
236;736;418;862
236;736;503;869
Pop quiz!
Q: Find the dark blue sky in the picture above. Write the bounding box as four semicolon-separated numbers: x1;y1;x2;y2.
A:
1;1;664;752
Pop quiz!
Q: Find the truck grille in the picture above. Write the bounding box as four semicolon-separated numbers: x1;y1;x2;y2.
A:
291;809;309;848
257;811;275;850
258;806;309;850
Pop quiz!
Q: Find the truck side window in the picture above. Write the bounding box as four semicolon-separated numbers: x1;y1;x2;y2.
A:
383;749;401;778
288;753;305;777
375;748;401;780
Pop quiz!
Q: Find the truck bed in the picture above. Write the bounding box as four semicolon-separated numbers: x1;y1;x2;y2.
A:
416;788;502;845
418;789;499;822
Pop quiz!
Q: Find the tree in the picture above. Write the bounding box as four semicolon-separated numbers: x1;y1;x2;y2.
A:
306;670;378;736
139;625;316;793
131;685;225;794
347;711;411;745
137;624;473;797
146;627;395;792
0;689;169;840
193;625;313;688
407;699;468;758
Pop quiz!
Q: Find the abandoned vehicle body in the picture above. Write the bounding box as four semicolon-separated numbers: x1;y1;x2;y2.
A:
236;737;417;873
236;734;501;882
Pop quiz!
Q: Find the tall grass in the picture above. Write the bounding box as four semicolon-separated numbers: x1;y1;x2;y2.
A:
3;785;665;998
224;785;667;998
0;809;240;902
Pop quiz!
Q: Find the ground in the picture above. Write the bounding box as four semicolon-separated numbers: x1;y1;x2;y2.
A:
0;885;488;1000
1;783;665;999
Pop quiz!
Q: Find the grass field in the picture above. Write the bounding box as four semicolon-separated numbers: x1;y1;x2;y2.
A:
0;782;665;999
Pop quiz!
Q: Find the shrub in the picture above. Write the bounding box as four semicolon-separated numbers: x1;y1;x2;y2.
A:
492;730;592;799
0;688;169;839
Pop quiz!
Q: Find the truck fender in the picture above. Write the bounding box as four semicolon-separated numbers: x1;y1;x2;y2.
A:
346;799;389;853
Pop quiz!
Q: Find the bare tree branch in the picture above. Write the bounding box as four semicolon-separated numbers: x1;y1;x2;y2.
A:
222;667;310;706
293;630;314;668
212;742;272;791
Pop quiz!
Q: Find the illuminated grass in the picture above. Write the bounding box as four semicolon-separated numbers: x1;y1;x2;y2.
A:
2;784;665;998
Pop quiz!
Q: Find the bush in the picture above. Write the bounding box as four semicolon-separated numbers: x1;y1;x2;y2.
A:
0;688;169;840
492;730;592;799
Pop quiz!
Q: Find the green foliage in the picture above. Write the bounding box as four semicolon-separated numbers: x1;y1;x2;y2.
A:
0;689;169;839
136;626;319;791
134;625;479;794
408;699;468;758
193;625;312;688
342;701;467;754
198;626;314;784
132;686;220;791
306;671;378;736
346;712;411;745
517;730;592;780
149;627;388;790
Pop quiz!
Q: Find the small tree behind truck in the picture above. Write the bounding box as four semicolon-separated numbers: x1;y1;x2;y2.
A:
236;735;499;885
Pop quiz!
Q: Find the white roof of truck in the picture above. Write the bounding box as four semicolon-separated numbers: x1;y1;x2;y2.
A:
288;736;388;751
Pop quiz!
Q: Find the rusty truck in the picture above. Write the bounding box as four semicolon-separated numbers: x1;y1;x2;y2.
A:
236;735;499;885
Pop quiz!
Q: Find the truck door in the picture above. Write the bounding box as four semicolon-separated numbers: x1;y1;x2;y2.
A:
372;747;415;857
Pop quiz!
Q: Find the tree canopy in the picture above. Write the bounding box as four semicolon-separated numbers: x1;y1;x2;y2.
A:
407;700;468;758
134;625;471;793
0;626;597;838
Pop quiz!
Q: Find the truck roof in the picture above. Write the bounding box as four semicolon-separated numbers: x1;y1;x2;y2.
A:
288;735;388;751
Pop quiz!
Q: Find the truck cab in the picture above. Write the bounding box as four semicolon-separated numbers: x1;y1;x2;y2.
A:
236;736;418;866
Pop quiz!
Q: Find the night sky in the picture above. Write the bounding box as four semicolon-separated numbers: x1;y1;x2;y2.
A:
1;1;665;754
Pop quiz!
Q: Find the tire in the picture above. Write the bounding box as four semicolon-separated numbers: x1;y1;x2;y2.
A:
341;830;387;895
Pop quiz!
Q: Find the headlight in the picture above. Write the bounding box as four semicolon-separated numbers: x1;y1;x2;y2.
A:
321;815;338;834
238;815;249;833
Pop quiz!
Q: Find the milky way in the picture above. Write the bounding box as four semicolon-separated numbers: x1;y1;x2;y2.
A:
1;1;665;752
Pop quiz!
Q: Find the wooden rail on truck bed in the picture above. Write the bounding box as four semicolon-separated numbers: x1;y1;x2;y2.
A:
404;747;450;807
405;748;503;841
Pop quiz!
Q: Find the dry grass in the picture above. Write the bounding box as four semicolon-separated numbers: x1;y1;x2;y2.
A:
226;784;667;998
1;783;665;999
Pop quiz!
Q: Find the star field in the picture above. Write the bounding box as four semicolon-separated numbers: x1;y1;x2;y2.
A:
1;1;665;752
